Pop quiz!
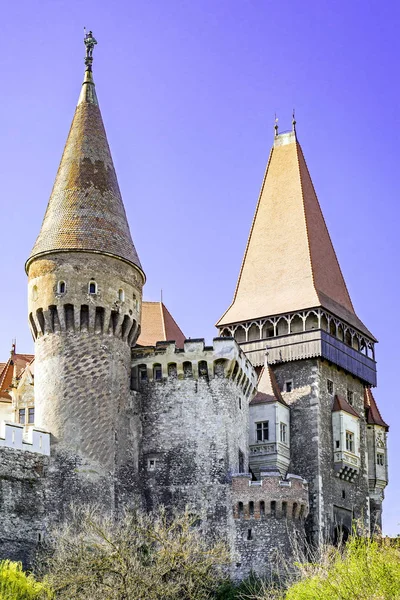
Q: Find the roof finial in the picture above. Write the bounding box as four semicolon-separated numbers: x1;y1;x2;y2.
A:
274;114;279;137
84;28;97;72
292;108;296;133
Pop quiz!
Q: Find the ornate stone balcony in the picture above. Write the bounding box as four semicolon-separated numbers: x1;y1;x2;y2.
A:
334;450;360;482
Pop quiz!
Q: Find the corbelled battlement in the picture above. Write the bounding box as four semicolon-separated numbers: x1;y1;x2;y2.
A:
132;337;257;394
0;421;50;456
232;472;309;520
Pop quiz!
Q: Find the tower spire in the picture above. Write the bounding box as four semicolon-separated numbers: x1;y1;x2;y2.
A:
27;32;143;277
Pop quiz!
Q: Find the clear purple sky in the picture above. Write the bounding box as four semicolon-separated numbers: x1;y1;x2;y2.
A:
0;1;398;534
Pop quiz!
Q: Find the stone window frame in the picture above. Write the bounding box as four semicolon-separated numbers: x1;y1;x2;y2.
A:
345;430;354;453
57;280;66;294
256;421;269;442
88;280;98;295
28;407;35;424
327;379;334;395
376;452;385;466
153;364;162;381
280;422;287;444
118;288;125;302
347;390;354;405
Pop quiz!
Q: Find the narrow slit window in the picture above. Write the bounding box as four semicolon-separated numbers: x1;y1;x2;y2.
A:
327;379;334;394
89;281;97;295
118;289;125;302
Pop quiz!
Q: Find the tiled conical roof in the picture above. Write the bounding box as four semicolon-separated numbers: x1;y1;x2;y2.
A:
26;49;143;276
217;129;372;338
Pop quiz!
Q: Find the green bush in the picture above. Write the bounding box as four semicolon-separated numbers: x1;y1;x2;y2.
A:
0;560;52;600
285;536;400;600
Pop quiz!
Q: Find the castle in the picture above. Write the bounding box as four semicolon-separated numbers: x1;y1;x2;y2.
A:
0;36;389;578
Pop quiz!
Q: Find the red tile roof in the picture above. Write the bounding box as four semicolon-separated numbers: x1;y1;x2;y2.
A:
137;302;185;348
0;353;34;401
250;365;288;406
364;388;389;430
332;394;359;418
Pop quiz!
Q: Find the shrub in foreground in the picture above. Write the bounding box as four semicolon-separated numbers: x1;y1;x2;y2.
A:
38;506;229;600
0;560;52;600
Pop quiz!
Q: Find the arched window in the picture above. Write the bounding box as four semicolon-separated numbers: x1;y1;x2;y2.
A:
234;326;246;343
32;285;38;301
89;281;97;295
248;323;260;341
238;502;244;517
183;362;193;378
118;289;125;302
270;501;276;516
57;281;66;294
198;361;208;378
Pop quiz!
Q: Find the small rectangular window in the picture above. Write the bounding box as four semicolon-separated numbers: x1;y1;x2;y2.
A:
238;449;245;473
327;379;334;394
336;440;340;449
345;431;354;453
285;381;293;393
154;366;162;380
347;390;354;405
28;408;35;424
19;409;25;425
280;422;287;443
377;453;384;466
256;421;269;442
148;459;157;471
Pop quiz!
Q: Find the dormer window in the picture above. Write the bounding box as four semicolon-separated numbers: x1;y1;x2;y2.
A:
57;281;66;294
89;281;97;295
118;289;125;302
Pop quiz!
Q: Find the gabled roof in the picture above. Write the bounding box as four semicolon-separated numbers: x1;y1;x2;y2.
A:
250;365;288;406
332;394;359;418
26;58;143;277
136;302;185;348
217;130;374;339
364;388;389;430
0;353;34;401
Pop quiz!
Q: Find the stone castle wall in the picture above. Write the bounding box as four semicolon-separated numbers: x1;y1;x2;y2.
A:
0;447;48;565
131;339;256;545
273;359;370;541
231;473;308;578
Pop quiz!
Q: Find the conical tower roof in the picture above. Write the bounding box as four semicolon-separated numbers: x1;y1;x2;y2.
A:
26;35;143;277
217;129;373;338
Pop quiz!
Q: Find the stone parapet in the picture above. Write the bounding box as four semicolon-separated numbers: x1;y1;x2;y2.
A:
132;338;257;394
0;421;50;456
232;472;309;520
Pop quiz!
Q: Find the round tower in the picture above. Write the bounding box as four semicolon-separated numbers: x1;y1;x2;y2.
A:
26;34;145;474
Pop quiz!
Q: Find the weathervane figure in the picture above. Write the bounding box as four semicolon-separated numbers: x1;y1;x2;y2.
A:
84;29;97;70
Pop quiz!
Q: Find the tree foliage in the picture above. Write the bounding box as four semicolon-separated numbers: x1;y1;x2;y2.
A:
0;560;52;600
38;506;229;600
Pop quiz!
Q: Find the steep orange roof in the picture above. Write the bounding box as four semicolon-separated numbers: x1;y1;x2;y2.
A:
0;353;34;401
137;302;185;348
364;388;389;430
332;394;359;418
250;365;288;406
217;130;373;339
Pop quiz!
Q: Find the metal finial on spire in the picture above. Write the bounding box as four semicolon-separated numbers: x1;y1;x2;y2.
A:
84;28;97;71
292;109;297;133
274;114;279;137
